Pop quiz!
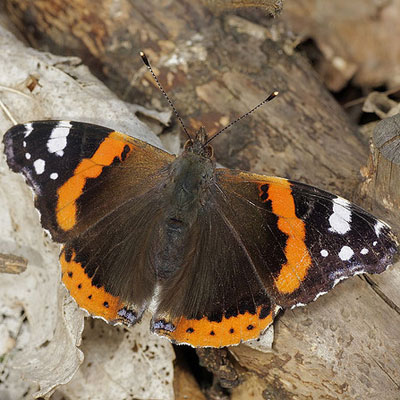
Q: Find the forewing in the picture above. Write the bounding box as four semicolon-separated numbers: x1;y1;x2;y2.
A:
215;169;398;308
3;121;174;242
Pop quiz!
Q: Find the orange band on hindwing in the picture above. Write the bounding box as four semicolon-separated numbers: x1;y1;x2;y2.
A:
259;179;311;293
56;132;133;231
155;306;273;347
60;248;123;321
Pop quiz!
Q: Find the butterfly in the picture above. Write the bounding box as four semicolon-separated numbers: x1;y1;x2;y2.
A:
3;115;398;347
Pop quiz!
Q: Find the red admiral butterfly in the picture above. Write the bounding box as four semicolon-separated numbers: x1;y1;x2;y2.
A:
3;55;398;348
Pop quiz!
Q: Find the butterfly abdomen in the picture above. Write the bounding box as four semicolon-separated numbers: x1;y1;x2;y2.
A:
153;151;215;280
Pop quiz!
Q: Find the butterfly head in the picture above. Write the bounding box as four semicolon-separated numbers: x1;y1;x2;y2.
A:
183;126;214;159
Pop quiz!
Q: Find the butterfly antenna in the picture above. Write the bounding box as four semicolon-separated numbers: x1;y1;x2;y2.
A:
140;51;192;141
203;90;279;146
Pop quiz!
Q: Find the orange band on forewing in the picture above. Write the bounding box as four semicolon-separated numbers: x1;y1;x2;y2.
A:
158;306;273;347
261;180;311;293
60;249;123;321
56;132;133;231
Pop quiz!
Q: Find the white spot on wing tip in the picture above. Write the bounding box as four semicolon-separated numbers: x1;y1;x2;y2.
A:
338;245;354;261
50;172;58;180
25;153;31;160
47;121;71;157
360;248;369;255
33;159;45;175
374;221;385;237
24;123;33;137
328;197;352;235
320;249;329;257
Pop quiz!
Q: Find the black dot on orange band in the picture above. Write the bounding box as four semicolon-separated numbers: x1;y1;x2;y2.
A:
121;145;131;161
103;301;109;308
229;328;234;333
68;271;73;278
247;324;254;330
186;327;194;333
260;184;269;202
78;284;82;289
88;295;92;299
210;330;215;336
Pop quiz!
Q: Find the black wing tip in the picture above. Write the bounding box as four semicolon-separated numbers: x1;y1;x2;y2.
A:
3;122;25;139
3;124;25;172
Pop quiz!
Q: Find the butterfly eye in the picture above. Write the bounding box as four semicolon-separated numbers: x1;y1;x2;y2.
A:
203;145;213;158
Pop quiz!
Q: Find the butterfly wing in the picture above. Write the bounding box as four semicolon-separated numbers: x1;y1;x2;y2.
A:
153;168;397;347
4;121;175;323
215;169;398;308
4;121;174;241
60;187;166;323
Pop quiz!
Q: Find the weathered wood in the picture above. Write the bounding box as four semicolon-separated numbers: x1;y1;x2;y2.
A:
231;275;400;399
4;1;400;398
358;107;400;233
367;114;400;226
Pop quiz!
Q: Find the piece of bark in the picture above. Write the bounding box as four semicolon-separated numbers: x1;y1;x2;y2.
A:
202;0;283;14
3;2;400;399
0;253;27;274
